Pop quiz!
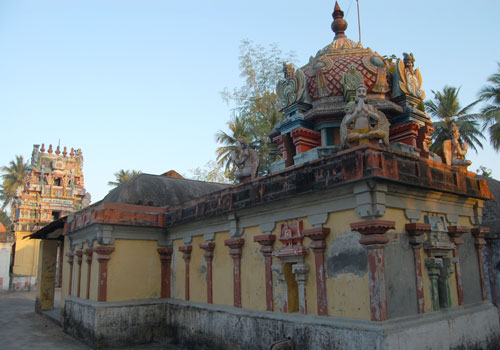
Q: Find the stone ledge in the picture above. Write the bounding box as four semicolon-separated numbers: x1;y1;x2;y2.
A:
63;296;500;349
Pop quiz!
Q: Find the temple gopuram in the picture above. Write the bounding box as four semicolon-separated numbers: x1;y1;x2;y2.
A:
31;3;499;349
10;143;90;290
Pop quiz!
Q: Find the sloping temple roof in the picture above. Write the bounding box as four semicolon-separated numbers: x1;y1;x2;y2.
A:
102;173;231;207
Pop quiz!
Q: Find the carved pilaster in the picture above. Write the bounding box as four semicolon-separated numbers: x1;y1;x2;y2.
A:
254;235;276;311
405;223;430;314
472;227;489;301
292;263;310;315
351;220;395;321
200;242;216;304
304;228;330;316
84;248;93;299
224;238;245;308
75;251;83;298
425;257;443;311
157;247;173;298
448;226;468;305
179;245;192;301
95;246;115;302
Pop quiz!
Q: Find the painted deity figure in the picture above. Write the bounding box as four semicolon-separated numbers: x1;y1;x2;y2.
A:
231;138;260;181
341;65;364;101
340;85;390;147
393;52;425;100
440;122;471;166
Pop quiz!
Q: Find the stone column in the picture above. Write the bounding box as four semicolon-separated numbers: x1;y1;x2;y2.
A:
200;242;215;304
179;245;192;301
351;220;395;321
303;228;330;316
425;257;443;311
405;223;430;314
66;252;74;296
75;250;83;298
292;263;310;315
224;238;245;308
84;248;93;299
448;226;468;305
95;246;115;302
157;247;173;298
35;240;58;311
472;227;489;301
254;235;276;311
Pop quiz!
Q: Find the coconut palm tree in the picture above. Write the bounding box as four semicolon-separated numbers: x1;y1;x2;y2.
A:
425;86;484;153
0;155;30;209
107;169;142;188
215;115;251;177
478;63;500;151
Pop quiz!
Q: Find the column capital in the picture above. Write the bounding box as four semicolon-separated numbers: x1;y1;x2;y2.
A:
95;246;115;262
179;245;192;261
448;226;468;245
66;252;74;263
200;242;216;260
351;220;394;247
472;227;489;248
225;238;245;257
254;235;276;256
405;223;431;236
75;250;83;264
304;228;330;252
157;247;173;262
84;248;93;263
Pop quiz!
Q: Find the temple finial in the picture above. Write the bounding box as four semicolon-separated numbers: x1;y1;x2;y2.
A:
331;1;348;40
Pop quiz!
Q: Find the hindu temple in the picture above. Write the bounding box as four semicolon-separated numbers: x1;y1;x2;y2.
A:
10;143;90;290
30;3;500;349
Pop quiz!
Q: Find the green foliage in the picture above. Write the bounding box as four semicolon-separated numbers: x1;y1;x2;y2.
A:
0;210;11;230
478;62;500;151
217;40;296;178
108;169;142;188
187;160;233;184
476;166;492;178
0;155;30;210
424;86;484;153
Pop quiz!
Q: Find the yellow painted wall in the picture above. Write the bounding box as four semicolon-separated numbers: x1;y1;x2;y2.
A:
12;231;39;276
173;238;184;300
322;210;371;319
190;235;206;303
240;226;266;311
107;239;161;302
212;231;233;306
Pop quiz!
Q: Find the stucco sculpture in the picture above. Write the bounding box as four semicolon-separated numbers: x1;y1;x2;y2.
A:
340;85;390;147
231;138;260;181
440;122;472;166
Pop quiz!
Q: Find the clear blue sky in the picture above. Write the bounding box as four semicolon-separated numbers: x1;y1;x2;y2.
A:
1;0;499;203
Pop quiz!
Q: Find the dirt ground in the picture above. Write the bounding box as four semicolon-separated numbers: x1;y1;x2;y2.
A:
0;291;187;350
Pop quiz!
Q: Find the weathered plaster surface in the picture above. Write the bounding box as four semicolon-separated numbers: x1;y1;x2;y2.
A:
63;297;500;349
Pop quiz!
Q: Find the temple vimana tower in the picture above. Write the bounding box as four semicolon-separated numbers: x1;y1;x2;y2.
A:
10;143;90;290
30;2;500;349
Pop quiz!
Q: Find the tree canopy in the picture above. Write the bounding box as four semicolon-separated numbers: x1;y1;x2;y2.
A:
0;155;30;210
424;86;484;153
478;62;500;151
216;40;295;179
108;169;142;188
